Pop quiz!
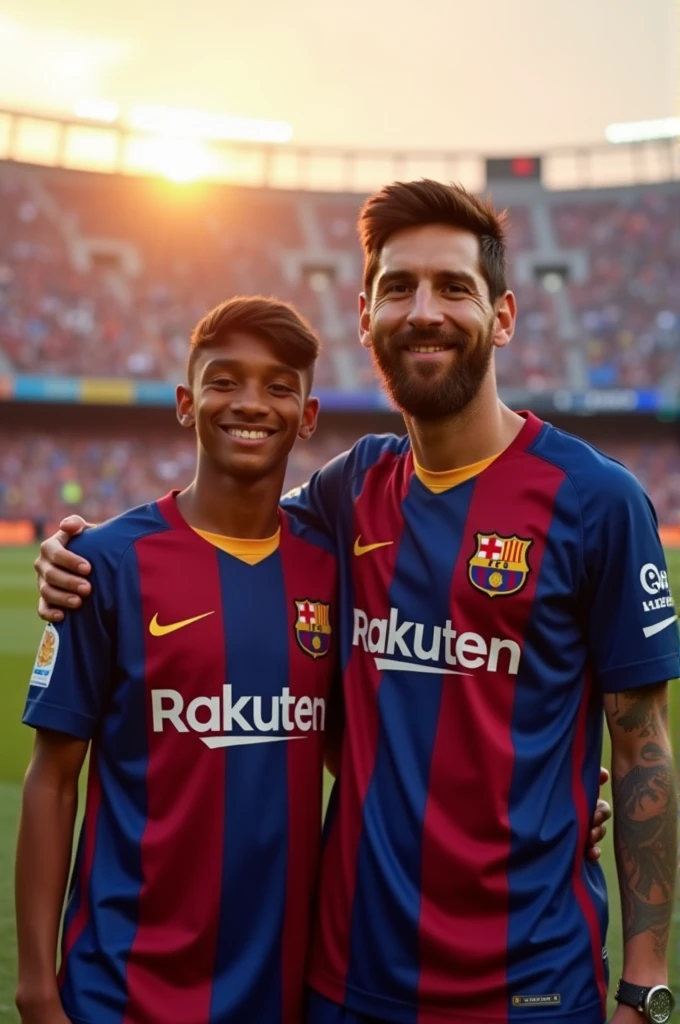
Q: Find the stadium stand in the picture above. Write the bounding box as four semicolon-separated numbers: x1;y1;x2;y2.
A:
2;163;679;392
3;426;679;527
1;158;679;529
0;427;347;525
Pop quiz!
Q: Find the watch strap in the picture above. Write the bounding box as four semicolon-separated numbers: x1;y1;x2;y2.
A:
615;978;648;1011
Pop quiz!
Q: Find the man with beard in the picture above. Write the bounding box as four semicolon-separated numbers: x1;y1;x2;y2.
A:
35;181;677;1024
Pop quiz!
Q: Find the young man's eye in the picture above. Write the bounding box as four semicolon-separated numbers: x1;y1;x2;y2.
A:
385;283;410;295
269;383;294;395
210;377;236;388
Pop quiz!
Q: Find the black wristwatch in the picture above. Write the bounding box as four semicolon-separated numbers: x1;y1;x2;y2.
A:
615;979;675;1022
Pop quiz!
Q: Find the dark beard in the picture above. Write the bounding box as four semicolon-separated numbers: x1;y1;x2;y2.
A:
370;323;495;421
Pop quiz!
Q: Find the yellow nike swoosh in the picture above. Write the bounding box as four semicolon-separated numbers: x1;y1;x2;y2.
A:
354;536;394;557
149;611;215;637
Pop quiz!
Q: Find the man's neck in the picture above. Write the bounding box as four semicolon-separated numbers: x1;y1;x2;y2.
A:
404;377;525;472
176;461;284;539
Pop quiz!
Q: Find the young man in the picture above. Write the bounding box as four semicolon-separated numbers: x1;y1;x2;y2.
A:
16;297;339;1024
34;185;628;1024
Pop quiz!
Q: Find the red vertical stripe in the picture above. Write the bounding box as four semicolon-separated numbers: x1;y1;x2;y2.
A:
308;450;413;1002
58;756;103;983
416;450;565;1022
570;670;608;1016
122;526;227;1024
279;519;338;1024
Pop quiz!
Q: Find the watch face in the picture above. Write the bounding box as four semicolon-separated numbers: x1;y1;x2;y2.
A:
647;987;674;1023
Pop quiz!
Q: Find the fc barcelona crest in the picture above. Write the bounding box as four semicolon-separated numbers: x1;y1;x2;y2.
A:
468;533;532;598
294;599;332;659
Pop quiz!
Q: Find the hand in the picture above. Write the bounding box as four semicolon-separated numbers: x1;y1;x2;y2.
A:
34;516;92;623
586;766;611;862
16;990;72;1023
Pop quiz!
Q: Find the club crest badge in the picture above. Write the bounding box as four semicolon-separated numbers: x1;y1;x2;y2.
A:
30;623;60;688
294;600;332;659
468;533;532;598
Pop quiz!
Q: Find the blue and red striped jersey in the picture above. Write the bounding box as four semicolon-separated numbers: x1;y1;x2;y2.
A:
23;492;337;1024
284;412;680;1024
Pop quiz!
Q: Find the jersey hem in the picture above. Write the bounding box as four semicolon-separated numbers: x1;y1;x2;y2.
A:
308;975;606;1023
599;652;679;691
23;700;96;740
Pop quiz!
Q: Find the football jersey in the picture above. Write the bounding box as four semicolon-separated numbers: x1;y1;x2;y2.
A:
284;412;680;1024
23;492;337;1024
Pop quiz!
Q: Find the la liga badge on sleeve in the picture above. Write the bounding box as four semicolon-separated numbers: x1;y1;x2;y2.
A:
468;533;532;598
30;623;60;688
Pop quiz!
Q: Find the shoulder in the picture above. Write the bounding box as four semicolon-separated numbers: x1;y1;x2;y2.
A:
69;500;171;575
314;432;410;491
528;422;650;513
282;433;409;508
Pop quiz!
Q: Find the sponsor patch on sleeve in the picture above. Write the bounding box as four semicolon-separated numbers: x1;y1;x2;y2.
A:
30;624;59;689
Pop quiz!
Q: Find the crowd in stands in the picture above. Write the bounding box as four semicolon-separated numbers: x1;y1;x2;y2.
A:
0;430;345;526
4;164;679;393
552;189;680;389
3;428;680;526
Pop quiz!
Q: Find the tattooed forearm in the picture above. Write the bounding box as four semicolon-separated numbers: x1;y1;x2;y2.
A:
607;686;678;961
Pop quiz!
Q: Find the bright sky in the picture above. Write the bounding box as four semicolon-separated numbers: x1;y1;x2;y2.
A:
0;0;676;153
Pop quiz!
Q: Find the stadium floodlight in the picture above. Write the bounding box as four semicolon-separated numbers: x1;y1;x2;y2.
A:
128;105;292;143
73;99;121;123
605;117;680;144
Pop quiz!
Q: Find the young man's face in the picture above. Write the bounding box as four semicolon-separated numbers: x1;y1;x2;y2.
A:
177;331;319;481
359;223;516;420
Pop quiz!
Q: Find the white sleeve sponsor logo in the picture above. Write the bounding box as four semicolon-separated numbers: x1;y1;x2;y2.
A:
640;563;675;613
30;624;59;688
638;564;678;636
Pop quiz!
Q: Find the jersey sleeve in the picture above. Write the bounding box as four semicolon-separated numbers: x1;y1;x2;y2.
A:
23;531;118;740
582;470;680;692
282;448;355;539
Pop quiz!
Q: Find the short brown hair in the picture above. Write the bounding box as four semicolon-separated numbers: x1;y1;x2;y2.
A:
359;179;509;303
187;295;321;385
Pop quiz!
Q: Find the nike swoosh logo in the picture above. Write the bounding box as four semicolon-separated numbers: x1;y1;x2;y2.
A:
354;535;394;557
149;611;215;637
642;614;678;639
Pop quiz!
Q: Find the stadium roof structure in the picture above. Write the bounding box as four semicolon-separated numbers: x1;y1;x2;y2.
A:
1;106;679;194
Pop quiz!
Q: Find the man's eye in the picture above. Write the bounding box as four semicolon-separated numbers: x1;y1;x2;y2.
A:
443;284;466;294
210;377;236;388
270;383;294;395
385;283;410;295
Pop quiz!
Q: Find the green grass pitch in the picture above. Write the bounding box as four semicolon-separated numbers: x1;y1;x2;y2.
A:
0;545;678;1020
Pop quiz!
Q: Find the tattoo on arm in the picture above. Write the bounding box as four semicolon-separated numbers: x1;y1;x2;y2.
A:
609;687;678;959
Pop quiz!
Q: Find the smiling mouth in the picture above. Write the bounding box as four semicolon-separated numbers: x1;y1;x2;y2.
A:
219;426;276;442
406;345;452;353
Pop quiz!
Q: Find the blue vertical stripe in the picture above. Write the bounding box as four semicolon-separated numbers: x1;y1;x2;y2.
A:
61;545;149;1024
506;482;608;1018
345;479;475;1014
209;551;290;1023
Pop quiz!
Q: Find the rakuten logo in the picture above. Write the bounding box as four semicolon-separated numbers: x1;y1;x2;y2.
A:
152;685;326;748
353;607;521;676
